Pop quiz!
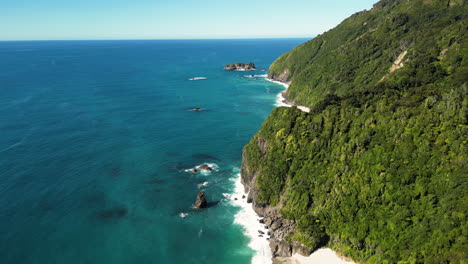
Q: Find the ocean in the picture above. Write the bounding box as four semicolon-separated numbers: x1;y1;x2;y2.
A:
0;39;306;264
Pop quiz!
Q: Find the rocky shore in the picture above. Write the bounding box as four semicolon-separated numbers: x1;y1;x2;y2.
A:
241;154;309;259
239;74;355;264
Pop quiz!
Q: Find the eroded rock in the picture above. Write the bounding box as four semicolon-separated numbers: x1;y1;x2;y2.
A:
193;190;208;209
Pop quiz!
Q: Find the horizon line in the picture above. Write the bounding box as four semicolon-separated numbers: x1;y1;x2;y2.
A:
0;36;315;42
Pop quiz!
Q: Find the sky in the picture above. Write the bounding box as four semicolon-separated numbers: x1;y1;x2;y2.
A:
0;0;378;40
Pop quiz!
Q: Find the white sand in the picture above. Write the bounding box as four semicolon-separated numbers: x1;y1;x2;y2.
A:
232;172;272;264
276;249;355;264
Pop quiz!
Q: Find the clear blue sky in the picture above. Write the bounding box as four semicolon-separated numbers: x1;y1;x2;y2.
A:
0;0;378;40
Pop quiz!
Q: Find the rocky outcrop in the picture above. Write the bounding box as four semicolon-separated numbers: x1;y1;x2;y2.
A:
268;68;291;83
224;62;256;71
197;164;213;172
193;190;207;209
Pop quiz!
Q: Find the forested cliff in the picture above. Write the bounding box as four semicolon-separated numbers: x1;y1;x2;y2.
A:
241;0;467;263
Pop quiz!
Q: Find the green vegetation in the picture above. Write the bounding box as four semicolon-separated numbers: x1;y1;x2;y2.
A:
244;0;468;263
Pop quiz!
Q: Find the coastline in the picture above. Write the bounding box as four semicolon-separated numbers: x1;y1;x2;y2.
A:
272;249;356;264
232;172;272;264
234;76;355;264
266;78;311;113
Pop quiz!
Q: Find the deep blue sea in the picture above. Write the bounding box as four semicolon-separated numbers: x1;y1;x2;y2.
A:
0;39;306;264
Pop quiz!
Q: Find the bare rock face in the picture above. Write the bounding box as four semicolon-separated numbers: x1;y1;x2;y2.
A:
193;190;207;209
268;68;291;83
224;62;256;71
270;240;292;257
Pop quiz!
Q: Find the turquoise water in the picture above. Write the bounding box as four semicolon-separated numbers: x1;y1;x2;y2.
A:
0;39;305;264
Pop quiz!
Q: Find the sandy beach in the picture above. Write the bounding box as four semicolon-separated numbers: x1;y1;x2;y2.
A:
273;249;355;264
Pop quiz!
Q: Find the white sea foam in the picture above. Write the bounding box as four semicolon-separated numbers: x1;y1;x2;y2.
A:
244;74;268;78
197;181;209;188
266;78;310;113
196;163;219;175
185;163;219;175
231;170;354;264
188;77;207;80
231;171;272;264
179;212;189;218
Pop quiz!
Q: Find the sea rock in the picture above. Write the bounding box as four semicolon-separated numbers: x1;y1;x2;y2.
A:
193;107;201;111
197;164;213;172
224;62;256;71
193;190;208;209
189;168;198;173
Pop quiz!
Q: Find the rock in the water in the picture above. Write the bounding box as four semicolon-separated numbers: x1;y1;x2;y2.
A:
258;230;265;235
242;195;246;199
224;62;256;71
193;107;201;111
189;168;198;173
193;190;208;209
197;164;213;172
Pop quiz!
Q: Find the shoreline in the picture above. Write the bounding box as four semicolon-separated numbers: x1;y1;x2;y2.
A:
265;78;311;113
233;76;355;264
234;171;356;264
232;172;272;264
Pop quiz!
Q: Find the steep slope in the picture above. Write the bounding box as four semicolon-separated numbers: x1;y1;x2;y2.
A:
242;0;467;263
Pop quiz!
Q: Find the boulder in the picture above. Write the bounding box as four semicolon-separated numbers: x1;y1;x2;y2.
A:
193;190;208;209
197;164;213;172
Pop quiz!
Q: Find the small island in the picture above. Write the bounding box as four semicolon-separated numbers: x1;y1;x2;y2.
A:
224;62;256;71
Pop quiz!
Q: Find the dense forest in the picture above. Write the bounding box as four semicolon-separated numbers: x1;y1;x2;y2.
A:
243;0;467;263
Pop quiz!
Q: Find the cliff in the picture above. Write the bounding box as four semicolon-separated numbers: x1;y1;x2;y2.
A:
242;0;467;263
